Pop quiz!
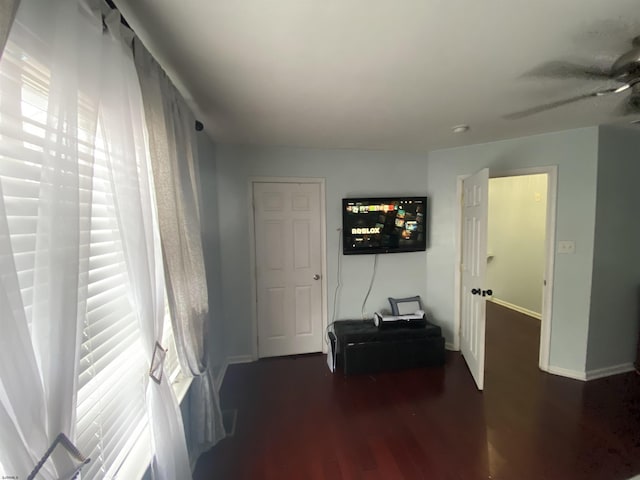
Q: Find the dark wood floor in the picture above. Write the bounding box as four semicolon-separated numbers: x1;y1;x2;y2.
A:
194;303;640;480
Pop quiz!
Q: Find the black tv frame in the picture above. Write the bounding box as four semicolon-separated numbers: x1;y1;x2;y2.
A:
342;196;427;255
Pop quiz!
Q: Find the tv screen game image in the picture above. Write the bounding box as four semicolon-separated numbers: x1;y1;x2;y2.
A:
342;197;427;255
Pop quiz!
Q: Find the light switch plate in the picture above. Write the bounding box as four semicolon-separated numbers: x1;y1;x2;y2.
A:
557;240;575;254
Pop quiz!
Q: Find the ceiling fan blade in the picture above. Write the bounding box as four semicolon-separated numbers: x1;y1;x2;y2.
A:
505;93;595;119
521;61;610;80
505;86;622;120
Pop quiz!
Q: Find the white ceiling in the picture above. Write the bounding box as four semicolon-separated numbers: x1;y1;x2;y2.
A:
116;0;640;151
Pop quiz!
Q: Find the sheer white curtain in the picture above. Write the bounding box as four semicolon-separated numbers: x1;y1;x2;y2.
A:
99;12;191;480
0;1;192;479
133;38;226;462
0;0;101;477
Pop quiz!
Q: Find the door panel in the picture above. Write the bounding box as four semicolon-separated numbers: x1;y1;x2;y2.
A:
253;182;323;357
293;220;311;269
266;287;286;338
460;168;489;390
294;285;312;334
264;221;284;270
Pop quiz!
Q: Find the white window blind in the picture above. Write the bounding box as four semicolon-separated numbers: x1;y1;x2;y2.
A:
76;128;150;479
0;24;181;480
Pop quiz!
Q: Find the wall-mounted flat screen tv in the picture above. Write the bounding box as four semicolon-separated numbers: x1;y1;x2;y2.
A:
342;196;427;255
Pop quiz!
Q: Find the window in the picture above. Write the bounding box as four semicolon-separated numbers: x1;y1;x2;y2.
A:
75;126;150;478
0;12;181;479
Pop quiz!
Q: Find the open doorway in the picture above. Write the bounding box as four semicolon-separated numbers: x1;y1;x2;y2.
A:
485;173;548;383
455;166;557;389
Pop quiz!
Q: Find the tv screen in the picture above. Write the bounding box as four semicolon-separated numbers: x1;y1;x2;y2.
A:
342;196;427;255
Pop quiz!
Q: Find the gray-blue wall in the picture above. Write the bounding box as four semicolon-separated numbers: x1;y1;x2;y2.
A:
213;145;430;358
586;125;640;371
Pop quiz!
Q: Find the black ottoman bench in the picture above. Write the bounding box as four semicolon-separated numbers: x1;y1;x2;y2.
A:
328;319;445;375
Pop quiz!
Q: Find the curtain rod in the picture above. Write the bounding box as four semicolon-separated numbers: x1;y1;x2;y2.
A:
103;0;204;133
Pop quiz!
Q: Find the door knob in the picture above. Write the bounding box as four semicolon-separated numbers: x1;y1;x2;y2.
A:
313;274;320;280
471;288;481;295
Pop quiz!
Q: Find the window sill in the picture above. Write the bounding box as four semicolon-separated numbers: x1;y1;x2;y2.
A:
116;375;193;480
172;374;193;404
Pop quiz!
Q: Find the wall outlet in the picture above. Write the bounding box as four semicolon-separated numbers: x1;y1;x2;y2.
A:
557;240;575;254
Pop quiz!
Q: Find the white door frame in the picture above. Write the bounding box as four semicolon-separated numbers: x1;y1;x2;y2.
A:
453;166;557;372
248;177;328;361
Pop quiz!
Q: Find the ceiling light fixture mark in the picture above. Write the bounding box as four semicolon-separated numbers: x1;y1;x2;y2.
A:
452;124;470;133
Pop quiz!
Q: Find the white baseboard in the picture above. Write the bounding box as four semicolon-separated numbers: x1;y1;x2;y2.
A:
547;362;636;382
214;355;254;393
226;354;254;364
214;362;228;392
585;363;636;381
489;297;541;320
445;342;458;351
547;365;587;381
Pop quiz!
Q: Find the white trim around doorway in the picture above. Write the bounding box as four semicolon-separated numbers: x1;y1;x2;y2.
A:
453;165;557;373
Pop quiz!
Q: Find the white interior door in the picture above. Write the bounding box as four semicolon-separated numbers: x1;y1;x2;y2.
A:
460;168;489;390
253;181;323;358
